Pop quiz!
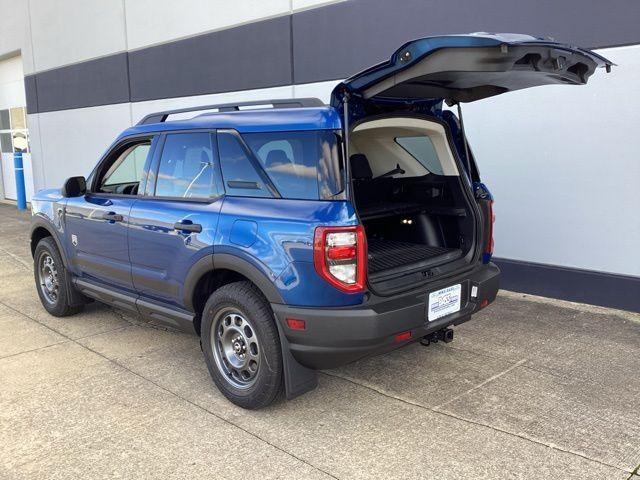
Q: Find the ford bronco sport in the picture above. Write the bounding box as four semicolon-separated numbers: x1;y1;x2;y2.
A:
30;34;611;409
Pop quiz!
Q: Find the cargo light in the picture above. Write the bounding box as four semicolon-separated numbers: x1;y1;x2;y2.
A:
313;225;366;293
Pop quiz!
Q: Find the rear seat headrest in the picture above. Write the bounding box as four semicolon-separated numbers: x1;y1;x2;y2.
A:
265;149;290;168
350;154;373;180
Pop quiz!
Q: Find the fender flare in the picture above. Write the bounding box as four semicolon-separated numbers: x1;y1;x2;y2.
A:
30;219;69;267
182;252;285;311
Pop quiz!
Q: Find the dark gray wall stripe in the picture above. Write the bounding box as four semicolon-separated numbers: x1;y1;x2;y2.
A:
292;0;640;84
23;75;38;114
128;15;292;102
493;258;640;312
32;53;129;112
23;0;640;114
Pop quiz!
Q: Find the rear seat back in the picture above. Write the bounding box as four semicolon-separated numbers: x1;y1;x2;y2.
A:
349;154;395;216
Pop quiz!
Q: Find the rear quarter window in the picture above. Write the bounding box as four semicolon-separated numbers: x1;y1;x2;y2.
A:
395;136;444;176
242;130;344;200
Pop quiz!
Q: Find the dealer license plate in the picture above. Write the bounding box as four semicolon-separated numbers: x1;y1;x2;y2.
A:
428;284;462;321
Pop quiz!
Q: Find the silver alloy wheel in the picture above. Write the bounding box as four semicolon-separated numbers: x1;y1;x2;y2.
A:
38;252;59;305
211;308;261;389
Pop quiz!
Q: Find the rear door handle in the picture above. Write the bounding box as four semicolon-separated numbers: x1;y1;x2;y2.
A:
173;221;202;233
103;212;123;222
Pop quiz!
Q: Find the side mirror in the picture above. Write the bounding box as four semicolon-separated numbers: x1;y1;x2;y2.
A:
61;176;87;198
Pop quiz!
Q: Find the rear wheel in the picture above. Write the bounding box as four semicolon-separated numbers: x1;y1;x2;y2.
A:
201;281;283;409
33;237;84;317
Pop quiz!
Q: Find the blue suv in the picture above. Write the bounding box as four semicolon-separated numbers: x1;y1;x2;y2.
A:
30;34;611;408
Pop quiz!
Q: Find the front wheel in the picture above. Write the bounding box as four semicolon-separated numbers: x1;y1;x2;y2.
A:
33;237;84;317
201;281;283;409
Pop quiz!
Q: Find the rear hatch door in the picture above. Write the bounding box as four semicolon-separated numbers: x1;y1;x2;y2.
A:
330;33;612;109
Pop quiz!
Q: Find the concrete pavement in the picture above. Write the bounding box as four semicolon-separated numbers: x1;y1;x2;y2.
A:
0;203;638;479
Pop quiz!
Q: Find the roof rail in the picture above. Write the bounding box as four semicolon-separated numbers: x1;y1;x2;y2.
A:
136;98;326;125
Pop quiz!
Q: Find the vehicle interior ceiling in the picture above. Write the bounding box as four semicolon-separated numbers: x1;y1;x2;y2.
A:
348;117;476;277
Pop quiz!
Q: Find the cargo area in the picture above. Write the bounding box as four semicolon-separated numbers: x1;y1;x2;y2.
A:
349;116;477;289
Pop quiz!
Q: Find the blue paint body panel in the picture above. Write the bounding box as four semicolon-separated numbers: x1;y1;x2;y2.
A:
214;196;361;306
128;197;223;307
64;194;138;293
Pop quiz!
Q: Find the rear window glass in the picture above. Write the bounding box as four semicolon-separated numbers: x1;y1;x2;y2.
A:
395;136;444;175
242;130;344;200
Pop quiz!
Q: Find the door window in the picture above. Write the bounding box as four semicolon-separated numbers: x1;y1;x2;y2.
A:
154;132;216;199
217;131;271;198
99;142;151;195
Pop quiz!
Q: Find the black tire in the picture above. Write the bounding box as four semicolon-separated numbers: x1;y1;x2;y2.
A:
33;237;84;317
201;281;283;409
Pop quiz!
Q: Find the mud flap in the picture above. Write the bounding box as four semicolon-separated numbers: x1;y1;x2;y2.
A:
66;273;90;307
274;318;318;400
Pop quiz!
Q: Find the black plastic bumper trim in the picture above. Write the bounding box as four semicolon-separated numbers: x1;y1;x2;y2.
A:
272;262;500;369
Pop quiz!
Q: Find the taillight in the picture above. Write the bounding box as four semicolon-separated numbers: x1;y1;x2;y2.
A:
313;225;367;293
483;200;495;263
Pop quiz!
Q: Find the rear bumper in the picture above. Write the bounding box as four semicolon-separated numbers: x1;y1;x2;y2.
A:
272;262;500;369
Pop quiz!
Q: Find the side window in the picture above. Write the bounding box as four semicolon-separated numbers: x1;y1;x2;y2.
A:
395;136;444;175
243;133;314;200
154;133;216;199
217;131;271;198
99;142;151;195
243;130;344;200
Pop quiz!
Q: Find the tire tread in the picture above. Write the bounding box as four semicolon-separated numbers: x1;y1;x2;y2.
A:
33;237;84;317
201;281;283;409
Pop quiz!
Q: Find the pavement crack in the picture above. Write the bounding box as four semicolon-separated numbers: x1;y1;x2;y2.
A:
443;344;568;381
321;370;631;475
0;340;70;361
628;463;640;480
0;299;340;480
0;246;30;270
432;358;527;410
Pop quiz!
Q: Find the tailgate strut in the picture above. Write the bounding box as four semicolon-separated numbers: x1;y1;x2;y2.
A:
342;92;352;199
456;102;472;177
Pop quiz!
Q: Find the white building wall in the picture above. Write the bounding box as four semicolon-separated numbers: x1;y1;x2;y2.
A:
28;0;127;72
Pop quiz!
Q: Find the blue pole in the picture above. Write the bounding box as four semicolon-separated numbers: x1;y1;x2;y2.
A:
13;151;27;210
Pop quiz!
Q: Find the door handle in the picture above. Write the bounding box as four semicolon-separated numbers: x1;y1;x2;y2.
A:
103;212;123;222
173;221;202;233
